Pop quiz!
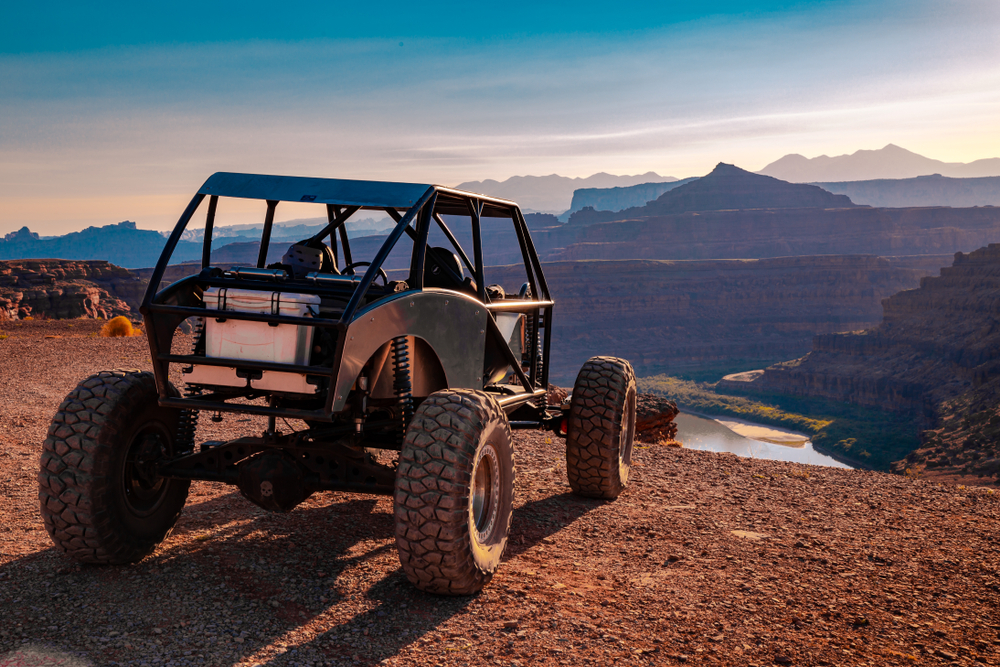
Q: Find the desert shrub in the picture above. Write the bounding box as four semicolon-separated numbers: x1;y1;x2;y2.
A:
100;316;137;338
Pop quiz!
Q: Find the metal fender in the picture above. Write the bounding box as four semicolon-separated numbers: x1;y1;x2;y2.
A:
330;290;487;412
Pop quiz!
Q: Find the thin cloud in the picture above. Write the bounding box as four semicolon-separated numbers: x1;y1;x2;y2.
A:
1;0;999;233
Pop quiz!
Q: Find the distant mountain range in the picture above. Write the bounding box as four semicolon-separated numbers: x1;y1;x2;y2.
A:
455;172;676;214
0;218;398;269
759;144;1000;182
643;163;856;214
569;163;856;225
0;213;557;270
8;159;1000;269
177;216;396;243
0;222;203;269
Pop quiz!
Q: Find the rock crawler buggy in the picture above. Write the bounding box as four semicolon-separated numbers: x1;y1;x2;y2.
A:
39;173;638;594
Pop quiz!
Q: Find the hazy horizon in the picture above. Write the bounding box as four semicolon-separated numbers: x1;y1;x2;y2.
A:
2;0;999;234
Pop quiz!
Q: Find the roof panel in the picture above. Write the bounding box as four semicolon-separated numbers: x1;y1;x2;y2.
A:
198;172;434;209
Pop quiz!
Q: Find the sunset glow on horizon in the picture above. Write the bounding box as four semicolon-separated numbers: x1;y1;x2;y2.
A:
2;0;999;234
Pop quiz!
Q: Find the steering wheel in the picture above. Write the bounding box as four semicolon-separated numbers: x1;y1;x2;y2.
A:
342;261;389;288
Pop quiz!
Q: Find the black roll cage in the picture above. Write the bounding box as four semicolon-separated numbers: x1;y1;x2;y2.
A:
140;172;555;424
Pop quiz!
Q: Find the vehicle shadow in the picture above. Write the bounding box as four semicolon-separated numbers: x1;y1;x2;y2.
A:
0;488;610;667
0;491;397;666
507;491;611;557
261;490;611;666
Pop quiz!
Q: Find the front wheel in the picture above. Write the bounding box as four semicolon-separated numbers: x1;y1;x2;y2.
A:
38;370;190;564
566;356;637;499
394;390;514;595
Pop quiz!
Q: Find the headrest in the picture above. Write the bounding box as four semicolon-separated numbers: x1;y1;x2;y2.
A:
282;240;338;279
424;247;463;288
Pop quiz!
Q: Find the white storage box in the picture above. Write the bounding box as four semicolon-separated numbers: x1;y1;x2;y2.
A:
183;287;322;394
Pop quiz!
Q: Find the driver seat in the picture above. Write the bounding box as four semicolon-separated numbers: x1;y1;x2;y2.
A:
282;240;339;279
424;247;477;295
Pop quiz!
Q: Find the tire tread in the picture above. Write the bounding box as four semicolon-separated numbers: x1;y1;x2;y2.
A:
394;389;513;595
566;356;636;499
37;370;187;564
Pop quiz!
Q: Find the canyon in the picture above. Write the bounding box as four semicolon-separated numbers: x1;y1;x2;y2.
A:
724;244;1000;482
10;163;1000;478
549;205;1000;261
9;252;944;390
477;254;937;383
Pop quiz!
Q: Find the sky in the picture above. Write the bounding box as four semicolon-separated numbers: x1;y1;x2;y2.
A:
2;0;999;234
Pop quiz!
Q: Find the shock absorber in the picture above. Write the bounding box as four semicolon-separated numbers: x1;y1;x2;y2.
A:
392;335;413;444
176;318;204;453
531;311;545;407
523;312;545;406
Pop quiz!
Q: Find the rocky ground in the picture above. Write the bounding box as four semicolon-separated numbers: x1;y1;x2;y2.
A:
1;320;1000;667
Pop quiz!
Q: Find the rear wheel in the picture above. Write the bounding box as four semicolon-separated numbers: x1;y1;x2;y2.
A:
394;390;514;595
566;356;637;499
38;370;190;563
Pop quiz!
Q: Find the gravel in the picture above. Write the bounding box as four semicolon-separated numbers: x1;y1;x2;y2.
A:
2;320;1000;666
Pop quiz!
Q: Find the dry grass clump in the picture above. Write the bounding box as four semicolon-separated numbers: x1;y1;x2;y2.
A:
100;316;140;337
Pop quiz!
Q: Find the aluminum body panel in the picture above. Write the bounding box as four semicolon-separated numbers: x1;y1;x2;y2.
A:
485;312;524;384
331;289;487;412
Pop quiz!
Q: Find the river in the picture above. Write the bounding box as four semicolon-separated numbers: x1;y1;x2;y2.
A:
674;412;851;469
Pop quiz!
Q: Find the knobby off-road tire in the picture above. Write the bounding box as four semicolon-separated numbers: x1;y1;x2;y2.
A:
566;356;637;499
394;389;514;595
38;370;190;564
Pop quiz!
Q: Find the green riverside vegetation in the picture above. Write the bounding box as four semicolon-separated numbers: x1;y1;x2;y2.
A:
637;374;921;471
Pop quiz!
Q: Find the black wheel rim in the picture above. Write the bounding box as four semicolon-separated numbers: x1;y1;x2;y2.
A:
121;423;171;517
471;442;501;544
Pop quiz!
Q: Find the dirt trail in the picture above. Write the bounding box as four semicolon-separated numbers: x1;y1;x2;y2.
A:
1;321;999;666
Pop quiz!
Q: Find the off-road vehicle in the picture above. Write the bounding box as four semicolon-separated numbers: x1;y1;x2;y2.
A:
39;173;637;594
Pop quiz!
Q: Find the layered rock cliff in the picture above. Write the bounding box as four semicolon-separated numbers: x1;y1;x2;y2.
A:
484;255;930;383
548;206;1000;261
134;254;931;384
731;245;1000;481
813;174;1000;208
752;245;1000;410
0;259;141;320
568;178;697;215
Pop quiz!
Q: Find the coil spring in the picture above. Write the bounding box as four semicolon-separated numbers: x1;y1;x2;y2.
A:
531;313;545;406
176;318;204;453
523;312;545;406
392;335;413;443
